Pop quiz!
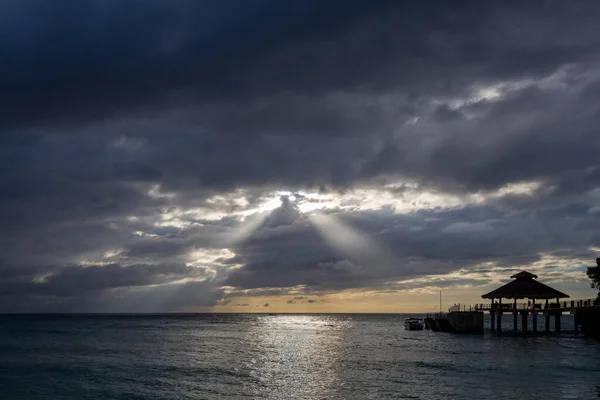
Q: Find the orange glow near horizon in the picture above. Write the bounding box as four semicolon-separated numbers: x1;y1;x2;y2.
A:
200;289;494;314
182;281;598;314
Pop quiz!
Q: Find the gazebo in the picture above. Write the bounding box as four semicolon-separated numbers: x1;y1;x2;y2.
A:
481;271;570;332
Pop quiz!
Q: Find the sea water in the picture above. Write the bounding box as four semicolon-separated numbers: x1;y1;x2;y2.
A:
1;314;599;399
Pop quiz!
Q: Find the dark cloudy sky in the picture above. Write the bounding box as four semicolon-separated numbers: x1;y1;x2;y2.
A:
2;0;599;312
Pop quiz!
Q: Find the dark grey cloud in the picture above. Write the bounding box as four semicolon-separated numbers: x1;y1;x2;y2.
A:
0;263;206;298
0;261;221;313
0;0;397;130
2;1;600;311
3;1;599;136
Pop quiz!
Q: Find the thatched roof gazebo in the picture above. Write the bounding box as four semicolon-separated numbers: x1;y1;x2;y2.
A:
480;271;570;333
482;271;569;301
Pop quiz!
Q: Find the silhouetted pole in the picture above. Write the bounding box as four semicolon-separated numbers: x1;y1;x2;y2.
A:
513;298;518;332
497;298;502;332
545;298;550;332
555;297;561;333
490;298;495;332
532;299;537;333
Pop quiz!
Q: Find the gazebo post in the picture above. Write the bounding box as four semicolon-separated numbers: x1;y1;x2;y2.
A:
545;298;550;332
521;307;528;332
497;298;502;333
532;298;537;333
555;297;561;333
513;298;518;332
490;297;495;332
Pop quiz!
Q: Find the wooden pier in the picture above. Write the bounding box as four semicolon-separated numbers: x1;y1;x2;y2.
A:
426;271;598;335
473;271;596;333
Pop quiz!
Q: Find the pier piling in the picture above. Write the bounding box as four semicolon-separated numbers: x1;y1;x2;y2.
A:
521;312;528;332
532;313;538;333
497;312;502;332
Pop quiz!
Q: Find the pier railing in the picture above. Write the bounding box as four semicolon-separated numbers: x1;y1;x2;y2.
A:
449;299;597;313
470;298;597;312
448;304;475;312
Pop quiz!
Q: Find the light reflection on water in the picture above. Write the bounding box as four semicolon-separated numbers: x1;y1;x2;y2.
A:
246;315;349;398
1;314;599;399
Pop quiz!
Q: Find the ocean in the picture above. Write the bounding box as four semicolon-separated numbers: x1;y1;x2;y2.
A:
1;314;599;399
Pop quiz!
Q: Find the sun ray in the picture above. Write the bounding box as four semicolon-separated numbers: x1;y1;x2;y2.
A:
309;212;393;267
223;210;272;246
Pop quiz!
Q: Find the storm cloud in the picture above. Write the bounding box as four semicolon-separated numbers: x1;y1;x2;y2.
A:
1;1;599;311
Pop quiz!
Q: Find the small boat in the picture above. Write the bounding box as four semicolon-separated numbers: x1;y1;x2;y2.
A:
404;317;425;330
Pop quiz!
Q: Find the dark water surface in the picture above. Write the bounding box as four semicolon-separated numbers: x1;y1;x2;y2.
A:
1;314;599;399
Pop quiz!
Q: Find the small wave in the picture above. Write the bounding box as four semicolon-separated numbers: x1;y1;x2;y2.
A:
414;361;457;372
557;364;600;372
7;328;71;335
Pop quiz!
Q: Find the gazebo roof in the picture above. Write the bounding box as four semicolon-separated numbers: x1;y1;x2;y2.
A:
482;270;569;300
510;271;537;279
